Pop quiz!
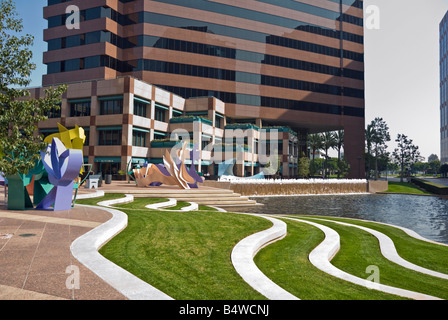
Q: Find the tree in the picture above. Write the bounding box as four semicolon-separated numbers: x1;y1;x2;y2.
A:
441;163;448;178
0;0;66;177
337;157;351;178
366;118;390;180
392;134;423;182
334;130;344;178
428;154;439;163
321;131;337;178
411;161;429;175
309;158;323;177
365;124;374;179
297;153;310;178
307;133;323;176
428;160;441;175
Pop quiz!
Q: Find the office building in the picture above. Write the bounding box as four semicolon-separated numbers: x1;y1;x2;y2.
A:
440;11;448;163
40;0;366;178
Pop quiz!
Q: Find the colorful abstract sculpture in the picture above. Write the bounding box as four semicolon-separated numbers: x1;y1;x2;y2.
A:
44;123;86;151
36;137;83;211
5;173;34;210
133;142;203;190
44;124;86;174
29;160;54;206
2;123;86;211
218;158;236;177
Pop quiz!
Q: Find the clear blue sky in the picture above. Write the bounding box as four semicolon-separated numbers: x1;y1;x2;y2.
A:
13;0;448;160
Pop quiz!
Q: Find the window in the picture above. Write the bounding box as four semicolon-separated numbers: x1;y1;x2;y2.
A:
47;61;61;74
132;130;146;147
201;135;212;151
65;59;80;72
85;56;101;69
47;103;62;118
84;128;90;146
215;114;222;128
134;98;149;117
277;141;283;155
86;31;101;44
98;128;122;145
70;100;91;117
48;38;62;51
100;97;123;115
66;34;85;48
155;106;166;122
40;129;59;139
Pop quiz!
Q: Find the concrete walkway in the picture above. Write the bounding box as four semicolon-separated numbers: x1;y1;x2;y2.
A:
71;204;173;300
231;214;299;300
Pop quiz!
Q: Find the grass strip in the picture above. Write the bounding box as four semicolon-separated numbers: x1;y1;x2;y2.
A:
254;218;404;300
384;182;432;195
295;217;448;300
299;215;448;275
113;197;167;209
75;193;126;206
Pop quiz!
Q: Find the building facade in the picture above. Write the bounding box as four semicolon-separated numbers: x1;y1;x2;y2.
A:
441;12;448;163
41;0;366;178
33;77;299;179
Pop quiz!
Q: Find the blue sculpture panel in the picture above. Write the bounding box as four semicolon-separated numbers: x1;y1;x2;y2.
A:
36;138;83;211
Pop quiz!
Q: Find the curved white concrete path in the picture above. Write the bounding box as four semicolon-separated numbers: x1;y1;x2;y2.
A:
98;194;134;207
231;214;299;300
75;190;104;200
353;217;448;247
308;217;448;280
71;204;174;300
180;202;199;211
145;198;177;210
145;198;199;211
306;215;448;247
282;217;441;300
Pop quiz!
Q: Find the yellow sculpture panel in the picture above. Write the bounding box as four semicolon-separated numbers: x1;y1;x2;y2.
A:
44;123;86;150
44;123;86;174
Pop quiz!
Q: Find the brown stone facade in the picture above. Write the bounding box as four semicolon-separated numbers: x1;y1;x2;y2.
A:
34;77;302;179
40;0;366;178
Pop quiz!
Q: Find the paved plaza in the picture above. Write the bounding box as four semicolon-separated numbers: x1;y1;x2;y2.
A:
0;188;127;300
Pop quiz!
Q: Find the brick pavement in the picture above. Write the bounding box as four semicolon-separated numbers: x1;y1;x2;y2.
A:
0;190;127;300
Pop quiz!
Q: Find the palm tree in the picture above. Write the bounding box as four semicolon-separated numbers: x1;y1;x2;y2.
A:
307;133;323;176
321;131;337;178
334;130;344;178
365;125;374;179
366;118;391;180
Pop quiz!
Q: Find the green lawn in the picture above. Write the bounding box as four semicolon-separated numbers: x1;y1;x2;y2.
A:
75;194;448;300
296;217;448;300
254;218;403;300
99;209;271;300
75;193;127;206
76;193;270;300
300;215;448;274
113;197;168;209
384;181;433;195
77;194;218;211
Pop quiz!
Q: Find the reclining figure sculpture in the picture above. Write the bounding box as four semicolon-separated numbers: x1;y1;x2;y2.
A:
133;142;203;190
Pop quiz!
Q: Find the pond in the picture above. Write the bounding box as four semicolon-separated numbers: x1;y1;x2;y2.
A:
234;194;448;245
